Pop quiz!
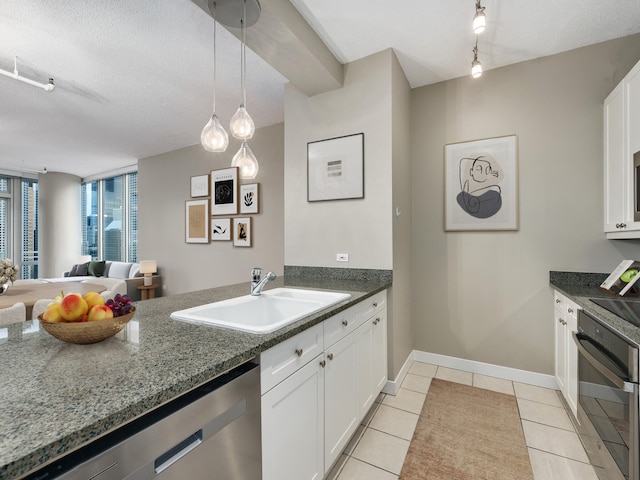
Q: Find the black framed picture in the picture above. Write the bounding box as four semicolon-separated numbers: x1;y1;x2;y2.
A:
211;167;238;215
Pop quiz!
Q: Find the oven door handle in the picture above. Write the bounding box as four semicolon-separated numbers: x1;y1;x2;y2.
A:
573;331;636;393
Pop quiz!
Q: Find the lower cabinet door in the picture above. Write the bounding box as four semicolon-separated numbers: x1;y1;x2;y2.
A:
262;356;324;480
356;318;375;415
324;332;359;473
372;311;388;394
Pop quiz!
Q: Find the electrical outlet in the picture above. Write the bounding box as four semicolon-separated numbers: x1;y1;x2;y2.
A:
336;253;349;262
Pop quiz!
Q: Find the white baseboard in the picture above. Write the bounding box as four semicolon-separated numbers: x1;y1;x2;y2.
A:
383;350;557;393
381;352;414;395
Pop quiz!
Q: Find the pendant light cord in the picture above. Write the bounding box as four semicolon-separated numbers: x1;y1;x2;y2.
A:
212;16;217;113
241;0;247;107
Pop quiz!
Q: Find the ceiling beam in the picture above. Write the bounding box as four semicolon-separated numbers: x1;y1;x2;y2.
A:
191;0;344;96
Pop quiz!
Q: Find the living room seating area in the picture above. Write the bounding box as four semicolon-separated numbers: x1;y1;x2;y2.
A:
43;260;162;302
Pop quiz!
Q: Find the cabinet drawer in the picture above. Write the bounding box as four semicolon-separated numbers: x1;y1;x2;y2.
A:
359;291;387;321
324;303;365;349
261;323;324;395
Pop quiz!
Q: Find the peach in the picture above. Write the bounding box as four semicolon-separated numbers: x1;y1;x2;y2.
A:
83;291;104;310
87;304;114;322
59;293;89;322
41;303;63;323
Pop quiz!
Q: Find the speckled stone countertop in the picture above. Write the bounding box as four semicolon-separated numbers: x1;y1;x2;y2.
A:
0;270;391;479
550;270;640;346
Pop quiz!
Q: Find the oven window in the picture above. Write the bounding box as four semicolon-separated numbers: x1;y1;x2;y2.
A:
579;354;630;478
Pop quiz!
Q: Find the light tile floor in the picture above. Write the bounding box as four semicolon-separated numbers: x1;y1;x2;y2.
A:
327;361;599;480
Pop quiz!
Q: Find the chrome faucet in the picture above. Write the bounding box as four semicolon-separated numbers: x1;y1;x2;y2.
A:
251;267;277;296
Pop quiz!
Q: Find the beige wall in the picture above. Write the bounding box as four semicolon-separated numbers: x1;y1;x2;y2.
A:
390;52;413;378
138;123;284;295
39;172;82;278
411;34;640;375
284;50;394;270
284;49;413;378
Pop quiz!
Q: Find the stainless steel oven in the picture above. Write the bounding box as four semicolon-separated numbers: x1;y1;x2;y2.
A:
575;308;639;479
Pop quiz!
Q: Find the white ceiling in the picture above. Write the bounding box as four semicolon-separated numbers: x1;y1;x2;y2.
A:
1;0;639;178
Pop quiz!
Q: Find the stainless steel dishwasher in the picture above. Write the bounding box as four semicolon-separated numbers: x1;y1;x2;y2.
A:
25;361;261;479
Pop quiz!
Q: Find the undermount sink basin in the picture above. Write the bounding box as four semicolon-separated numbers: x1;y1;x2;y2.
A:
170;288;351;334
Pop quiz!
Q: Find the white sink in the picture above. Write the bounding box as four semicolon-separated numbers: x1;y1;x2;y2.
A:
170;288;351;334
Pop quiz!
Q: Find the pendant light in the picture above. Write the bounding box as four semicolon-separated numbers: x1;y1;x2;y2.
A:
201;14;229;152
231;140;259;179
471;38;483;78
229;0;255;140
472;0;486;34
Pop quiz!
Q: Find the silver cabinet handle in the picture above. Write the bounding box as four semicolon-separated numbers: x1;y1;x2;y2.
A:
327;353;334;361
373;318;380;325
342;320;348;327
295;348;303;357
319;360;326;368
568;308;573;314
559;319;566;326
617;223;627;229
373;302;378;308
555;299;561;304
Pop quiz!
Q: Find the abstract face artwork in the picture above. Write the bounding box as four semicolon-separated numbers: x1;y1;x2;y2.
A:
457;153;504;219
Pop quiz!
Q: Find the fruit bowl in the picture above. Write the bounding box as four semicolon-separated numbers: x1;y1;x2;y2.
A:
38;307;136;344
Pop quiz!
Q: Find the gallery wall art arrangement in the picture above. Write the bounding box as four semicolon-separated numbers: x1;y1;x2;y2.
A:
186;166;260;247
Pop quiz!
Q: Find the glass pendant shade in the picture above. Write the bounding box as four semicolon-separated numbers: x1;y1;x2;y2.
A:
201;113;229;152
471;59;483;78
230;104;255;140
231;141;259;179
473;11;486;34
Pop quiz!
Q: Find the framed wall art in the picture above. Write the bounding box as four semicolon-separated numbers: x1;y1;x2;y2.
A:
190;174;209;198
444;134;518;231
211;217;231;241
233;217;252;247
307;133;364;202
240;183;260;214
185;199;210;243
211;167;238;215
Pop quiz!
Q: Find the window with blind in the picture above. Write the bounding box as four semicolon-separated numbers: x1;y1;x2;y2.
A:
81;172;138;263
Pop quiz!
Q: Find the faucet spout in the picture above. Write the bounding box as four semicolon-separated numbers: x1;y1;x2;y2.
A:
250;269;277;296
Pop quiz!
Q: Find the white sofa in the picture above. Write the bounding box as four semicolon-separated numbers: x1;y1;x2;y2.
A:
42;261;161;302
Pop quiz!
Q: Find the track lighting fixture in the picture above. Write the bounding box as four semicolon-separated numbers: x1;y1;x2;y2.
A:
473;0;486;34
0;56;55;92
471;38;483;78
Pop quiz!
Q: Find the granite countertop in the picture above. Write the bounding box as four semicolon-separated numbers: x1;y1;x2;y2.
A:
0;271;391;479
550;271;640;346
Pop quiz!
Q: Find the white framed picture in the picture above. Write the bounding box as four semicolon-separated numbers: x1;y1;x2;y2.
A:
185;199;210;243
240;183;260;214
190;174;209;198
211;217;231;241
233;217;252;247
211;167;238;215
444;134;518;231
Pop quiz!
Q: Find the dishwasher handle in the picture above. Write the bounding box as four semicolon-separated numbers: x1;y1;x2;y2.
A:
573;331;636;393
154;430;203;474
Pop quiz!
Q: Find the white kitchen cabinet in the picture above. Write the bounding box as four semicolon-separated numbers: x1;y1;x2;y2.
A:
261;290;388;480
604;58;640;238
324;331;359;470
262;356;324;480
356;303;388;416
372;310;388;394
553;291;579;418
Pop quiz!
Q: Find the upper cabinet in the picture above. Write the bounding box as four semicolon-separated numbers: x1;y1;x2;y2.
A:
604;59;640;239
